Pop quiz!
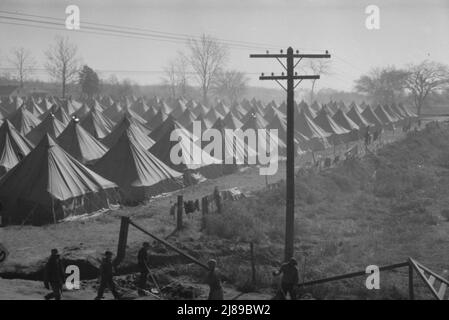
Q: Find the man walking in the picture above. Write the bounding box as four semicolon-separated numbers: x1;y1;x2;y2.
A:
95;251;120;300
137;242;150;296
273;258;299;300
44;249;65;300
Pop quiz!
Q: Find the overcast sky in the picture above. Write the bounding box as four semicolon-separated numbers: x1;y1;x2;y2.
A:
0;0;448;92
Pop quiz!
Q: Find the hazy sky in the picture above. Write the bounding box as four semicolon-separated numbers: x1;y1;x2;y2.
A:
0;0;448;91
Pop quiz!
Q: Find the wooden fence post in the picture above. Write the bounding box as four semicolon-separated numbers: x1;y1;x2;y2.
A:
250;242;256;285
201;196;208;230
177;195;183;230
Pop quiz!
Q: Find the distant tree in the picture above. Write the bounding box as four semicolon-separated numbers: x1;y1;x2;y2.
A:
9;47;35;88
308;60;331;104
405;61;449;115
117;78;134;97
187;34;228;106
213;70;248;104
354;67;409;106
79;65;99;98
45;36;80;98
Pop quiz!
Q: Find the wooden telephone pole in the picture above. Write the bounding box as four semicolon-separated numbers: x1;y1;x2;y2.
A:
250;47;331;261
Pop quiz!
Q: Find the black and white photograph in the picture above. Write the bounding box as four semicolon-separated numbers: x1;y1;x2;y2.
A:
0;0;448;305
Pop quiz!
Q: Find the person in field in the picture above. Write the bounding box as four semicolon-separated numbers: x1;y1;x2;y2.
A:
95;251;120;300
273;258;299;300
205;259;224;300
137;242;150;296
44;249;65;300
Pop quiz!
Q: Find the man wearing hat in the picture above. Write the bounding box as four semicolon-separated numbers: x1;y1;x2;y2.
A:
44;249;65;300
273;258;299;300
95;251;120;300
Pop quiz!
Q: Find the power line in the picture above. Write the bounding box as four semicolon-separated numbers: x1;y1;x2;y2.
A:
0;13;280;51
0;10;287;50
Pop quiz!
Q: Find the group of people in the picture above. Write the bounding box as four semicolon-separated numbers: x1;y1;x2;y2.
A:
43;242;300;300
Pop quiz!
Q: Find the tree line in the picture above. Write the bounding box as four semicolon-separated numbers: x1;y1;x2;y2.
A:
354;62;449;115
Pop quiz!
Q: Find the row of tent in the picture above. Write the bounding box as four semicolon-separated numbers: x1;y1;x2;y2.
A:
0;95;417;225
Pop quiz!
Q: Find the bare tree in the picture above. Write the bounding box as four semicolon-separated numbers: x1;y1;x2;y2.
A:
213;70;248;104
187;34;228;106
308;60;332;104
164;60;178;99
9;47;35;88
163;54;189;99
45;36;80;98
405;61;449;116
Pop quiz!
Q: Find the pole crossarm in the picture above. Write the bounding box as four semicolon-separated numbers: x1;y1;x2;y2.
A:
259;75;319;81
249;53;330;59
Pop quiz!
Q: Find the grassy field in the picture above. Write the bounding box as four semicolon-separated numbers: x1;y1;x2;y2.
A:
1;123;448;299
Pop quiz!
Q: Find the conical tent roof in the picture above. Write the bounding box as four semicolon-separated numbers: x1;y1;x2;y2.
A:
205;107;224;125
8;106;41;135
170;99;188;119
158;101;173;115
0;134;117;224
122;106;148;127
384;104;403;121
25;99;44;118
187;113;210;133
62;99;81;115
374;105;396;124
222;112;243;129
361;105;384;127
240;107;262;124
57;119;108;164
72;103;91;120
192;103;209;117
150;115;187;142
268;113;309;153
215;101;230;116
310;101;321;113
241;112;269;131
0;120;34;174
314;110;350;135
142;103;158;123
103;101;124;123
26;113;66;145
337;101;350;113
130;99;150;117
211;118;259;163
294;110;330;139
241;111;286;155
347;105;372;127
177;108;197;128
93;130;183;198
332;109;360;131
80;107;116;139
348;101;363;113
147;109;169;130
391;103;408;118
398;103;417;117
264;104;285;123
230;102;247;119
149;117;221;172
102;115;155;150
49;104;71;125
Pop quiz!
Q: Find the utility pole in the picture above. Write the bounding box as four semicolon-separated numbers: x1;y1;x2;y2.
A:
250;47;330;261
